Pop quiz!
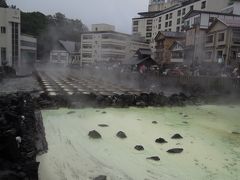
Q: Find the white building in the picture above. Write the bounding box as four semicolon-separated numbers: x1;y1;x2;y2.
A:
0;1;21;68
132;0;230;43
20;34;37;66
81;24;149;65
50;40;81;66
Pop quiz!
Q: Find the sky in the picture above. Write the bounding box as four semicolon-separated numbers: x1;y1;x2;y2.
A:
7;0;148;33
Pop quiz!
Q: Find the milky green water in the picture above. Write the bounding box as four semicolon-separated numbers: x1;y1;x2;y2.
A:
37;105;240;180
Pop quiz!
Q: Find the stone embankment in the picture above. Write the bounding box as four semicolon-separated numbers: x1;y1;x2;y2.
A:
0;93;47;180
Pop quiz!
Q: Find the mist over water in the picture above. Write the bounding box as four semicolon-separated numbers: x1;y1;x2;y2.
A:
37;105;240;180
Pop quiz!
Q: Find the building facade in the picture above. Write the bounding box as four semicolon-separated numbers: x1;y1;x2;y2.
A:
0;1;21;68
154;31;185;64
50;40;81;66
132;0;230;43
81;24;149;65
205;18;240;66
20;34;37;66
184;10;240;64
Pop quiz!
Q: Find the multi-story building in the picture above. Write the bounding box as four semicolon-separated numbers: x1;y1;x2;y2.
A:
184;10;240;64
81;24;149;65
132;0;230;43
205;18;240;65
0;0;21;68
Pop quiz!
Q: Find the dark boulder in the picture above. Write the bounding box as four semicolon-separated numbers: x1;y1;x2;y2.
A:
93;175;107;180
146;156;160;161
136;101;146;107
134;145;144;151
171;134;183;139
67;111;75;114
155;138;168;144
116;131;127;139
88;130;102;139
152;121;158;124
232;131;240;135
98;124;109;127
167;148;183;154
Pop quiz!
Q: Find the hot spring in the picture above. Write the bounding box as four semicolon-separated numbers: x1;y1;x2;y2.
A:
37;105;240;180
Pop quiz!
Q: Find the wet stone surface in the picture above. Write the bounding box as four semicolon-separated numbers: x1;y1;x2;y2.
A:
171;134;183;139
116;131;127;139
167;148;184;154
88;130;102;139
147;156;160;161
134;145;144;151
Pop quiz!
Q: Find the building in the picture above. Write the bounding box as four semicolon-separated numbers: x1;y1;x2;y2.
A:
148;0;183;12
132;0;230;43
184;10;240;64
169;40;185;64
20;34;37;67
0;0;21;68
81;24;149;65
154;31;185;64
122;48;157;71
50;40;81;66
205;18;240;66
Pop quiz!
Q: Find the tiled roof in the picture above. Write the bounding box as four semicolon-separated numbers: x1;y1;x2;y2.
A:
0;0;8;8
160;31;186;38
59;40;79;53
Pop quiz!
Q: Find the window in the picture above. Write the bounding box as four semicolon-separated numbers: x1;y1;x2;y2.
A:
158;24;161;29
169;21;172;27
168;28;172;31
82;53;92;58
1;26;6;34
190;5;194;11
1;48;7;65
165;14;169;20
201;1;206;9
205;51;212;59
177;18;181;25
159;17;162;22
169;13;172;19
83;35;93;40
133;27;138;32
194;17;200;25
176;27;180;32
165;22;168;27
218;33;225;42
206;35;214;43
177;10;181;16
82;44;92;49
146;26;152;31
182;8;186;15
147;19;152;25
146;33;152;38
133;21;138;25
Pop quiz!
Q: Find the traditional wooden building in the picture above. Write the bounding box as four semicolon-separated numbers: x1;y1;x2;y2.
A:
205;18;240;66
154;31;185;65
169;40;185;64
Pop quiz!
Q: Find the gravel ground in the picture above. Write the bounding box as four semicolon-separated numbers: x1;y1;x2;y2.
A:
0;76;41;95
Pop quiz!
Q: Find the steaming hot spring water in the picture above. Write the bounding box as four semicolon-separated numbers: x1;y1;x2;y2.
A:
37;105;240;180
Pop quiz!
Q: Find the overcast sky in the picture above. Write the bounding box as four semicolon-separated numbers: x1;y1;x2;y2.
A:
7;0;148;33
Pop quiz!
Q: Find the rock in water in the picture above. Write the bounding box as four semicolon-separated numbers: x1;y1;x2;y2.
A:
93;175;107;180
67;111;75;114
167;148;183;154
155;138;168;144
171;134;183;139
147;156;160;161
232;131;240;135
98;124;109;127
135;145;144;151
116;131;127;139
88;130;102;139
152;121;158;124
